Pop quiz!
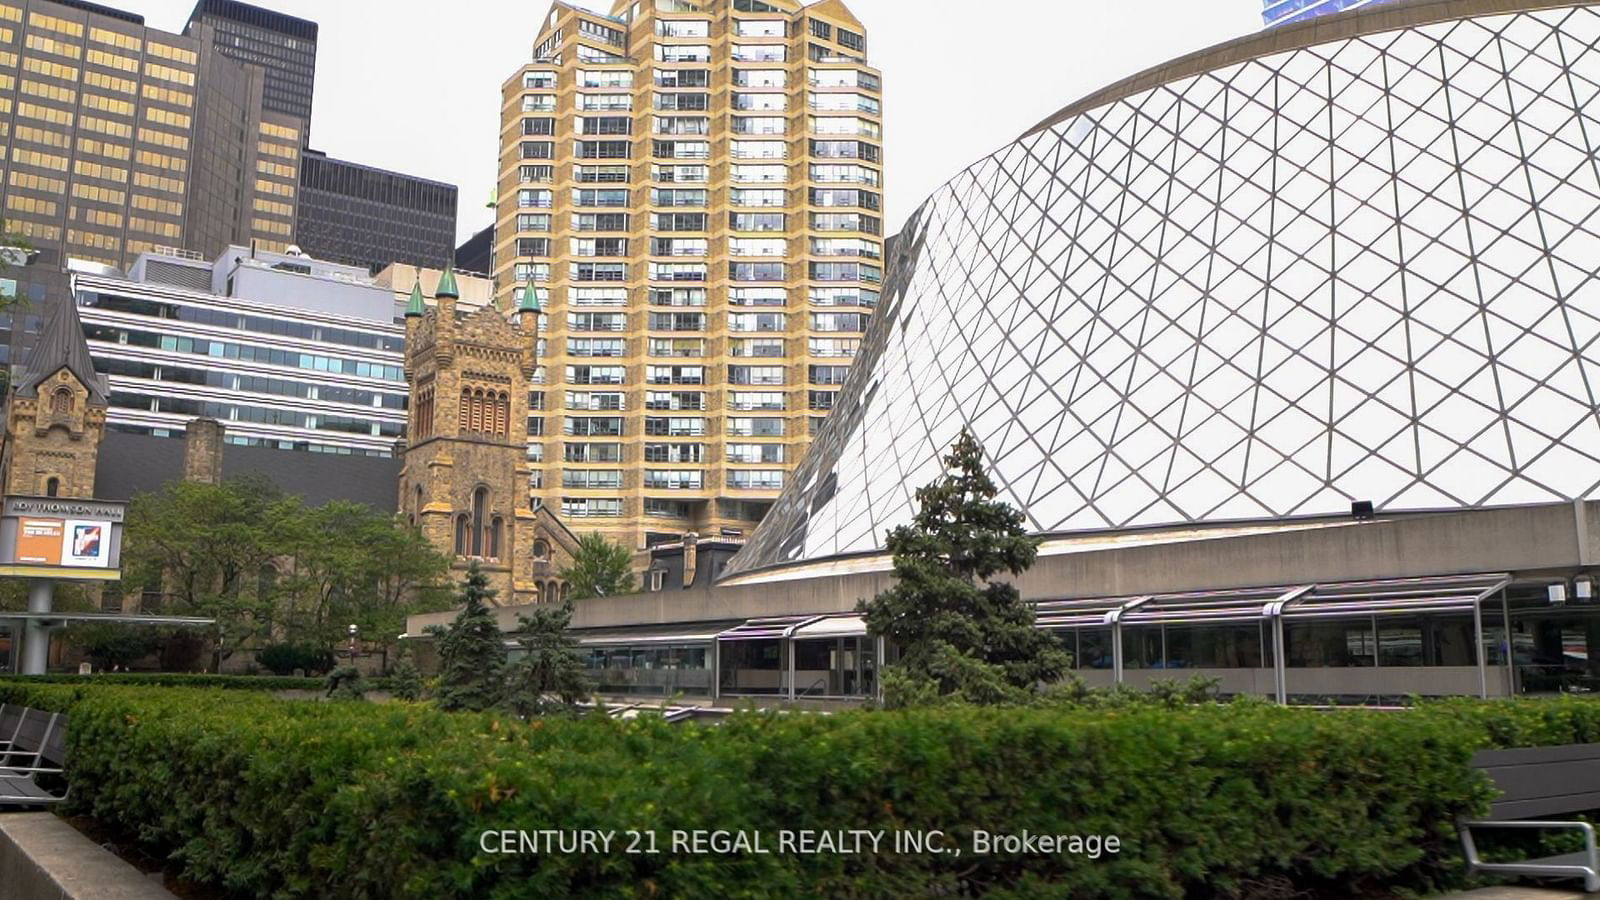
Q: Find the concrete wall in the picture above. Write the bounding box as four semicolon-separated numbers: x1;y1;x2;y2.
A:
0;813;173;899
407;501;1597;636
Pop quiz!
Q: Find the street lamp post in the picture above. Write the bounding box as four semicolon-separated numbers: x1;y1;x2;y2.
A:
347;623;358;662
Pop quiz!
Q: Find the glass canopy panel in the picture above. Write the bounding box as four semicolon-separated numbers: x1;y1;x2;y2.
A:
1121;587;1296;626
1281;574;1510;619
717;615;820;640
573;621;741;645
1034;597;1140;629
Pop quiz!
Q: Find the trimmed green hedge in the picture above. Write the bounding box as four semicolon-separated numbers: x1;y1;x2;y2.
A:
0;673;394;691
7;683;1598;898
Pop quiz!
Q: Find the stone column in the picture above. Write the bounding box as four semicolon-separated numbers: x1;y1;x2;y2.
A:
21;579;53;676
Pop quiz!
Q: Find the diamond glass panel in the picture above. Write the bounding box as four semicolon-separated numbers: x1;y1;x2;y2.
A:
729;3;1600;575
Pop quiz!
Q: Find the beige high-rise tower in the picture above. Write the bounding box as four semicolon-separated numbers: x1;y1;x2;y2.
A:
496;0;882;553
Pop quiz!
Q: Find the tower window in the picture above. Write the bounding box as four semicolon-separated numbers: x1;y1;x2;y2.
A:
50;388;71;415
45;477;59;497
471;487;488;556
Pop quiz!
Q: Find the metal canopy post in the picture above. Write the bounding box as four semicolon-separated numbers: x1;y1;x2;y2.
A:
711;639;720;701
1469;581;1510;700
1264;585;1314;705
1501;587;1515;697
875;635;885;703
1105;597;1149;686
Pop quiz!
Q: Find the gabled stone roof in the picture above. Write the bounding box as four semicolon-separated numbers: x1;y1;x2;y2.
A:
15;299;108;404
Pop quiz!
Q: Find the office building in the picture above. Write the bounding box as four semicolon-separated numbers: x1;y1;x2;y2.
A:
293;150;458;274
1261;0;1398;27
455;223;493;275
0;0;252;271
74;244;409;457
498;0;883;552
183;0;314;127
412;0;1600;706
376;260;495;312
182;2;459;272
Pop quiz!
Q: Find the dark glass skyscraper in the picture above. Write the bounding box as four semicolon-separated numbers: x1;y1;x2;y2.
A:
184;0;315;127
1262;0;1399;27
294;151;457;274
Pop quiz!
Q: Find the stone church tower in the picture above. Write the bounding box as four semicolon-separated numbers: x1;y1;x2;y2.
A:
399;270;569;605
0;298;109;500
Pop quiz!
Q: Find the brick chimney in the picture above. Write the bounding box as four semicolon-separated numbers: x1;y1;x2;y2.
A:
183;417;224;485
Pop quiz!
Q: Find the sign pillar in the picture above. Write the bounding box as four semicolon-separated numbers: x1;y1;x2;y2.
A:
21;578;53;675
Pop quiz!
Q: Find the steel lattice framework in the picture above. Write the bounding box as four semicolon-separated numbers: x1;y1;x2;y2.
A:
729;2;1600;576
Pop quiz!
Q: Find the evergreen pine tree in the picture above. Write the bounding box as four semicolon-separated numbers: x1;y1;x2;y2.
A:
859;428;1070;706
430;563;506;712
389;651;424;702
503;599;590;717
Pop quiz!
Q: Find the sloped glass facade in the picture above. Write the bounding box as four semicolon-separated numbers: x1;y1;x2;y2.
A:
730;2;1600;575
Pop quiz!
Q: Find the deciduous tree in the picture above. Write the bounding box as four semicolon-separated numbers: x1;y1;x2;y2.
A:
122;476;296;672
558;531;636;600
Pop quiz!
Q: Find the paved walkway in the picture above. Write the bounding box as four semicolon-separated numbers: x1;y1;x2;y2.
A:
1442;888;1591;899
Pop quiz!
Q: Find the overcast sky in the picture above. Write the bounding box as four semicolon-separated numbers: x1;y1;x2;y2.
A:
133;0;1264;244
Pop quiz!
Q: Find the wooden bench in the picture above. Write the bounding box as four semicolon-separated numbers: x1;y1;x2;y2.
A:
1460;743;1600;892
0;706;68;808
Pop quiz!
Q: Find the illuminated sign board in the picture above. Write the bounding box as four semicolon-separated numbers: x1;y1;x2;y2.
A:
0;496;125;579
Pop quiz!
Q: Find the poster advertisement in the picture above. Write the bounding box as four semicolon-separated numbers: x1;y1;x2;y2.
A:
62;519;109;568
15;517;63;565
12;517;111;567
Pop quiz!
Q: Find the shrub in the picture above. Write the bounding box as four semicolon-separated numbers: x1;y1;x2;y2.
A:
258;643;332;676
324;666;365;701
0;673;397;692
6;683;1598;898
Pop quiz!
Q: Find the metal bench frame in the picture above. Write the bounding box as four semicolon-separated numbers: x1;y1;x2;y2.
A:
0;707;67;807
1460;743;1600;892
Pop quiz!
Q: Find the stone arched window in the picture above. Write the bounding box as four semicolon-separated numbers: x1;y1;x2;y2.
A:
44;476;59;497
559;582;571;603
453;515;469;556
470;487;488;556
488;516;503;560
532;539;549;561
458;389;470;433
495;392;510;438
50;387;71;415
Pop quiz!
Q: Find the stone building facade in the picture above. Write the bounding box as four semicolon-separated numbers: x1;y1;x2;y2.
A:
399;271;577;605
0;299;108;501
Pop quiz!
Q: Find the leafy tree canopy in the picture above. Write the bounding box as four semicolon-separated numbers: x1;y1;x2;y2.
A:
119;475;452;671
859;428;1070;707
558;531;635;600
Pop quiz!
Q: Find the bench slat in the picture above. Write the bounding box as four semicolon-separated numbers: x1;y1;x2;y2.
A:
1492;791;1600;820
1489;760;1600;801
1471;743;1600;767
0;774;55;801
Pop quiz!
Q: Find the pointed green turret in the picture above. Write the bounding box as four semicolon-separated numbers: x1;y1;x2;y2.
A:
404;279;425;318
517;282;542;314
435;265;460;299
